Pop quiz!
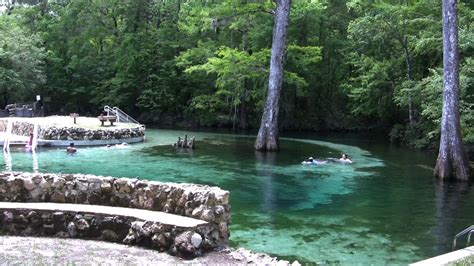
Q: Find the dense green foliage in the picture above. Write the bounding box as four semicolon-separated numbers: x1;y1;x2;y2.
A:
0;14;45;106
0;0;472;151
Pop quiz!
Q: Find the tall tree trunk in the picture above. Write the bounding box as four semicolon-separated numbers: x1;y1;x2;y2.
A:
255;0;292;152
434;0;470;181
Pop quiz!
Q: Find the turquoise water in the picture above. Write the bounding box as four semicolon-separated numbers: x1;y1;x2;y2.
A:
2;129;474;264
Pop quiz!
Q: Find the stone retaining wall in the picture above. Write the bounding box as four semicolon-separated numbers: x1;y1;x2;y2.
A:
0;119;145;141
0;206;215;258
0;172;231;246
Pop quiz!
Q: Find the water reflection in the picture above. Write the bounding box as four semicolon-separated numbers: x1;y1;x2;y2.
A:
3;150;11;172
32;151;39;173
255;151;277;219
433;180;472;254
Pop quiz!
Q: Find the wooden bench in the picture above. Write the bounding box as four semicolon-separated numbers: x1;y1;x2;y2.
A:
98;115;117;126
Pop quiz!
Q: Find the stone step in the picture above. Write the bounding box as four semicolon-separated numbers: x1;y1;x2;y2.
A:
0;202;208;228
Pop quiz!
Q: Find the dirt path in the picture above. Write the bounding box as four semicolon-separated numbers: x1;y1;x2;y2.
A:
0;236;298;265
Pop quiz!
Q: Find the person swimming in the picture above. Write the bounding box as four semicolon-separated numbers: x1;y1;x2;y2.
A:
66;143;77;153
339;153;353;163
115;142;129;148
302;157;328;165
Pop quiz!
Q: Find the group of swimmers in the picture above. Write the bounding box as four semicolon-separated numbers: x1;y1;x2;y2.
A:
302;153;353;165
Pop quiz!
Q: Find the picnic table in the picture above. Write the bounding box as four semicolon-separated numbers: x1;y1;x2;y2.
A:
98;115;117;126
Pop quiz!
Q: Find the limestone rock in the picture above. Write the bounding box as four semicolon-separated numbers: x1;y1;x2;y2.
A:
23;178;36;191
67;222;77;237
75;181;88;192
152;232;170;248
76;219;89;231
3;211;13;222
191;233;202;248
200;210;215;222
101;229;119;242
174;231;201;258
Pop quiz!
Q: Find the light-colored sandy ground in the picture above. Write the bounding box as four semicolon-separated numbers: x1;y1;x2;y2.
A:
0;236;298;265
0;116;138;129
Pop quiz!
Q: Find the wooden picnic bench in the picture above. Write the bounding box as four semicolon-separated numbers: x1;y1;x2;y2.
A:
98;115;117;126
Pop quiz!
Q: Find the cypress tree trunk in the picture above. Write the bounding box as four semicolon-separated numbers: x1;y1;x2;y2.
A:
255;0;292;152
434;0;470;181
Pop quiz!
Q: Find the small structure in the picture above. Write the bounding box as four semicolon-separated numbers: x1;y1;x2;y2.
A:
4;103;34;117
174;135;195;149
69;113;79;124
98;115;117;126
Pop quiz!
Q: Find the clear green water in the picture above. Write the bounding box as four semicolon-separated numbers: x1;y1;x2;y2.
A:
2;129;474;264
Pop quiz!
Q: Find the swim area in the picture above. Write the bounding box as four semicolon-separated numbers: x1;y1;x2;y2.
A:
2;129;474;264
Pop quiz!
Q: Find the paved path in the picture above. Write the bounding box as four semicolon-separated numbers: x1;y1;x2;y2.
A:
0;202;207;227
410;246;474;266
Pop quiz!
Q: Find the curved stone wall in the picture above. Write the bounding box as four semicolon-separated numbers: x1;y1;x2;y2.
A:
0;119;145;146
0;172;231;245
39;126;144;141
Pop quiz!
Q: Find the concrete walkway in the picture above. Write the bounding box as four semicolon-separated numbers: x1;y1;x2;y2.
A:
410;246;474;266
0;202;208;228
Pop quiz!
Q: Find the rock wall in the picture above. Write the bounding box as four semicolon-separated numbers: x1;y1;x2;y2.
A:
0;172;231;245
38;126;144;141
0;119;144;141
0;207;215;258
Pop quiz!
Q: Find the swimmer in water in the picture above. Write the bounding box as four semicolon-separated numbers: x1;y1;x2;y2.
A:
339;153;353;163
66;143;77;153
115;142;129;148
302;157;328;165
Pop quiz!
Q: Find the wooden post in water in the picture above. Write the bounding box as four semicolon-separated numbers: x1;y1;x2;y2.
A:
174;135;196;149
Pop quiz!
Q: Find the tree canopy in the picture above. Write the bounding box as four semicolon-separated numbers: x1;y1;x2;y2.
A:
0;0;472;153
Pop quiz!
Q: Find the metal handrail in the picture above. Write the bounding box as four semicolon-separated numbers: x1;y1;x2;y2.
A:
103;105;113;116
112;106;140;124
103;106;141;125
452;225;474;250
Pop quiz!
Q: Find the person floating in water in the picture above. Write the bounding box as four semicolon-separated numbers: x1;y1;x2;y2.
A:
115;142;129;148
302;157;328;165
66;142;77;153
339;153;353;163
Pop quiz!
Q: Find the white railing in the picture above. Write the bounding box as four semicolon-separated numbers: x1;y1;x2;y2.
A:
103;105;141;125
31;123;38;151
3;118;12;151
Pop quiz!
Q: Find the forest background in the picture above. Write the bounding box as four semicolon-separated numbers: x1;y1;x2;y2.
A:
0;0;473;154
